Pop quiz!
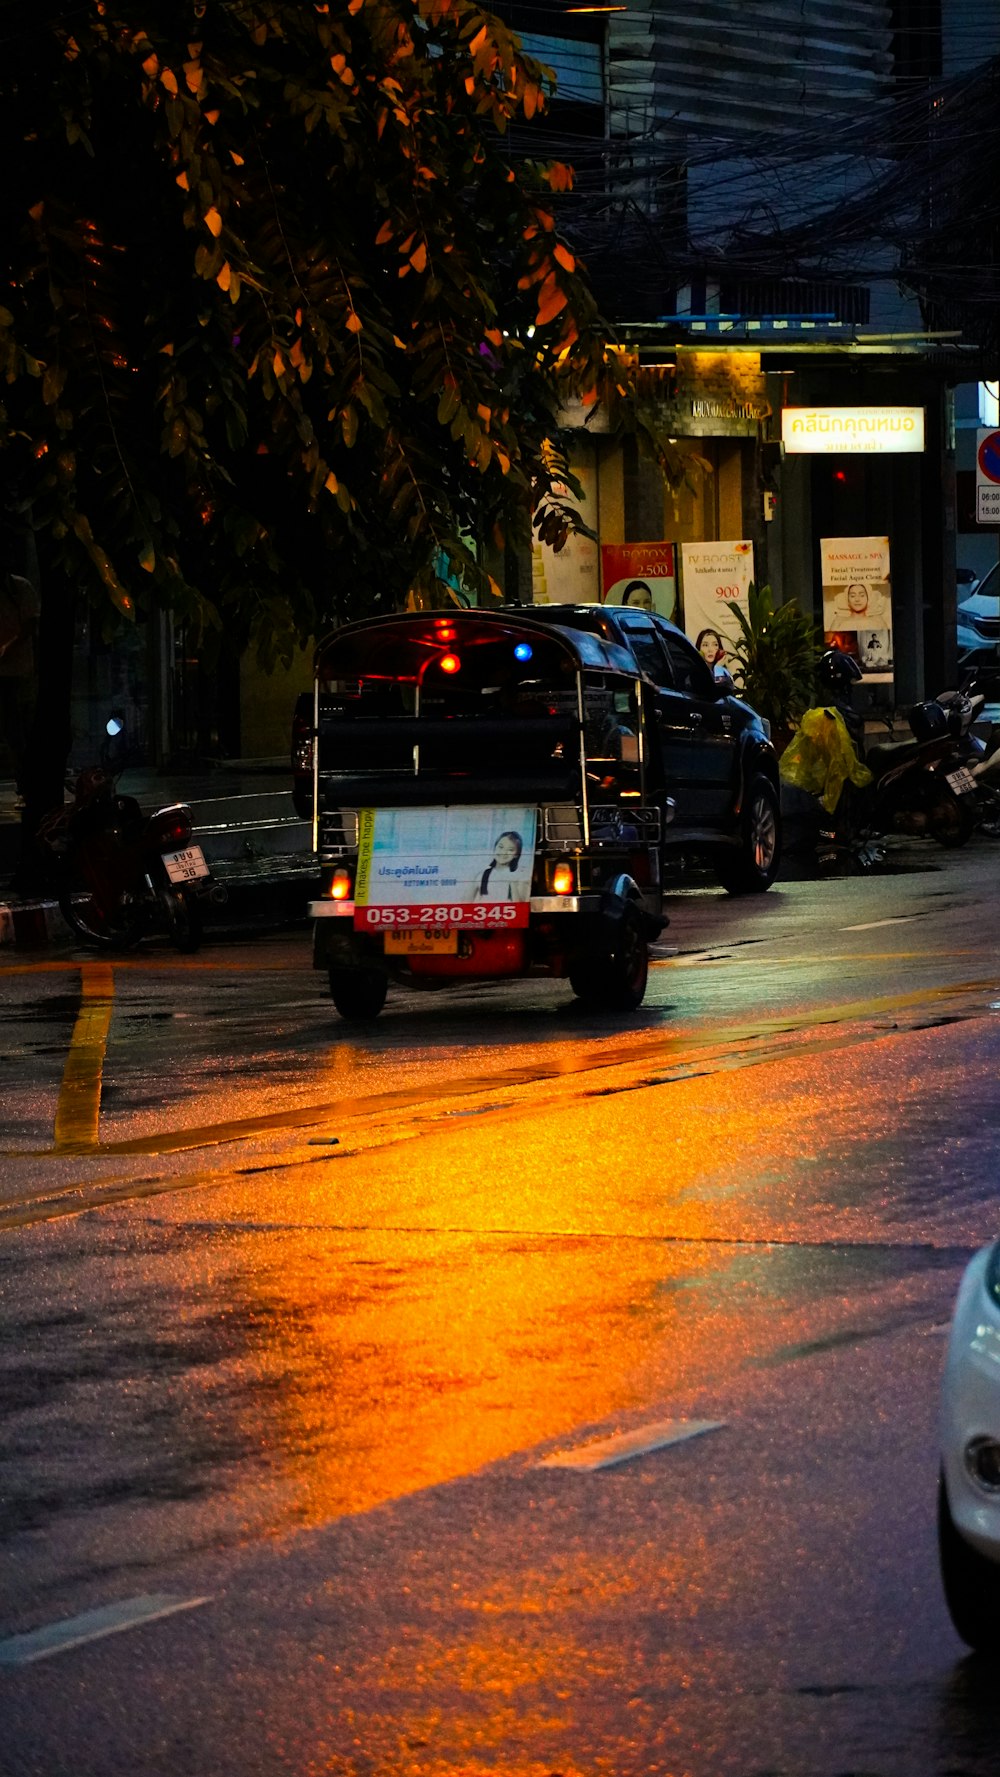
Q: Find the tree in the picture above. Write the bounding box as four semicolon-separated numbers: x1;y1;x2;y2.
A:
0;0;606;848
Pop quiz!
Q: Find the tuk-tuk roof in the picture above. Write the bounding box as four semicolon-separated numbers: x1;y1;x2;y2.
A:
314;608;639;681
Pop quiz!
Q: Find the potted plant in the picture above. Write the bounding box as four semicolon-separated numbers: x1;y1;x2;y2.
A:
723;581;822;750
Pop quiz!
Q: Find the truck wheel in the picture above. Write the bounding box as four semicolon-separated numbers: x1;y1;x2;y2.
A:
328;968;387;1023
570;905;648;1012
715;776;781;894
938;1472;1000;1651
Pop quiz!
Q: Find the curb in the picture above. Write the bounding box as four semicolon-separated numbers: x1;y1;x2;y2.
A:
0;867;320;951
0;899;66;949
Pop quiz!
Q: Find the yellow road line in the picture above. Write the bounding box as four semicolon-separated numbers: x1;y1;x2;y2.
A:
53;963;115;1154
24;969;1000;1165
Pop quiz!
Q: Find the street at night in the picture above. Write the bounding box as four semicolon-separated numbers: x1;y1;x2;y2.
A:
4;847;1000;1775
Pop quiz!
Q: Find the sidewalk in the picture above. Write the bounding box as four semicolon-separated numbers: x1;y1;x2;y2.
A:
0;761;319;949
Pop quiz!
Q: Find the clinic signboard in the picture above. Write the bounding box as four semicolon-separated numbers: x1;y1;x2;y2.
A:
782;407;925;454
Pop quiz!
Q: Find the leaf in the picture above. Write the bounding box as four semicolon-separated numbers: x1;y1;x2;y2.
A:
437;382;460;425
544;162;575;192
204;206;222;237
345;312;363;334
175;170;190;190
160;68;179;95
553;243;575;273
409;242;427;274
375;220;394;246
536;284;567;327
216;261;231;292
139;543;156;573
324;470;339;495
42;364;66;406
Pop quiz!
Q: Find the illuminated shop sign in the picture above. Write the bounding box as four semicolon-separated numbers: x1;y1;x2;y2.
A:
781;406;925;453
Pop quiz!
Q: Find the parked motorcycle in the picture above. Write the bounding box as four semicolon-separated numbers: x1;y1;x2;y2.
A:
782;651;981;870
41;759;225;951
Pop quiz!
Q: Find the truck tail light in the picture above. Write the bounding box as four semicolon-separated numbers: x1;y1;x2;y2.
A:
552;861;575;895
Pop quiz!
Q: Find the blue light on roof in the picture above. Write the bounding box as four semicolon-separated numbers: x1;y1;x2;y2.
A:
514;642;533;661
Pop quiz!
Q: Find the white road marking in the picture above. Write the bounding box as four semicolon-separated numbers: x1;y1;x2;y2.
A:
0;1593;213;1667
841;917;918;932
538;1418;726;1471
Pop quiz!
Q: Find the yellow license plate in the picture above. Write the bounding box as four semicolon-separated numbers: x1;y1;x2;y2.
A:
384;928;458;956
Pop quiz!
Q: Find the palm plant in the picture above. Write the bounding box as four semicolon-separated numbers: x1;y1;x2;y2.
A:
724;582;822;745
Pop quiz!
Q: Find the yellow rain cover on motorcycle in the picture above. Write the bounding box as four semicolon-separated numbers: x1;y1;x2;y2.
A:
779;706;873;814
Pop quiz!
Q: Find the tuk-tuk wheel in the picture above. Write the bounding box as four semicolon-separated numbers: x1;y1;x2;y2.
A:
570;904;648;1012
328;968;388;1022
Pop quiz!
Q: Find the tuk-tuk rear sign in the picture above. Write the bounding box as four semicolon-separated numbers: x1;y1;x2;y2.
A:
354;805;537;930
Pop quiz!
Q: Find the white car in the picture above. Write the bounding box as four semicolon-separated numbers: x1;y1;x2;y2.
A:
939;1240;1000;1650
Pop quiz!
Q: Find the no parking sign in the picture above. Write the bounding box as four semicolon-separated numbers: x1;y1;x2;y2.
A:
977;430;1000;523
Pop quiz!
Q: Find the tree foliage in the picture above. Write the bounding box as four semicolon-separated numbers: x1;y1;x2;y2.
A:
0;0;608;666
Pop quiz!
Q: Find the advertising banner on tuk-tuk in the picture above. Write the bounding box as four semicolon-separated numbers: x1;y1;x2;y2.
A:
354;805;538;931
820;535;893;685
679;541;755;677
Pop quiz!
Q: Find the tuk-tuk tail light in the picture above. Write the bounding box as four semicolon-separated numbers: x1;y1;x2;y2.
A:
552;862;575;895
326;867;353;901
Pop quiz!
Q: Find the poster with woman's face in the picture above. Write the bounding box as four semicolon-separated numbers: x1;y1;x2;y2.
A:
600;543;676;618
354;805;538;929
820;537;894;684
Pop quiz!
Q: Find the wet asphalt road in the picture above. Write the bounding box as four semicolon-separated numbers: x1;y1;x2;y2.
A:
4;841;1000;1774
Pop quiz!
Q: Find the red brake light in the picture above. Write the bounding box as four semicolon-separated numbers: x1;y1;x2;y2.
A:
439;653;461;674
152;807;193;849
552;862;575;894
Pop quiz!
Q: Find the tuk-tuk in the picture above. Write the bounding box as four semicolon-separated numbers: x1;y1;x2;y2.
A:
303;609;669;1020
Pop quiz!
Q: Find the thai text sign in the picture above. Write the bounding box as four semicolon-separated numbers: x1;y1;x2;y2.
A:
782;406;925;453
354;805;537;930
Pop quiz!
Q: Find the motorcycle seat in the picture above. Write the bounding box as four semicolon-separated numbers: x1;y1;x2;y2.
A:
866;738;921;774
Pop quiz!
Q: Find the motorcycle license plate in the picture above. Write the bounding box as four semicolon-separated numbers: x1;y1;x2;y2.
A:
162;844;210;883
946;767;976;796
384;928;457;956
